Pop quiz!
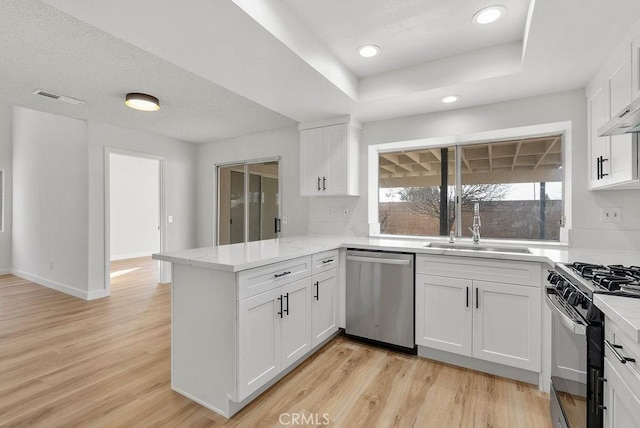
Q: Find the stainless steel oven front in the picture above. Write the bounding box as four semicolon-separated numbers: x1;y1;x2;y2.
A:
546;270;604;428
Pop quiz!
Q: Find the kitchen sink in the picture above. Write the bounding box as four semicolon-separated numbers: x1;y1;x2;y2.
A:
424;242;532;254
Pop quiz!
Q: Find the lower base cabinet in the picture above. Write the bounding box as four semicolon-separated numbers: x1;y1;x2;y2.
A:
415;261;541;372
311;268;338;347
238;278;312;401
603;357;640;428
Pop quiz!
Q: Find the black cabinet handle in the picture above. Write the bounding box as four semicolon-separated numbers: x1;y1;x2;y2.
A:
322;259;334;264
284;293;289;316
317;177;321;191
322;177;326;191
475;288;479;309
466;286;469;308
314;281;319;300
600;157;609;178
597;157;601;180
274;271;291;278
277;295;283;318
274;217;281;234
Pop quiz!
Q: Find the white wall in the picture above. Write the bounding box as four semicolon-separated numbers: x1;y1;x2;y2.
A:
12;107;89;297
109;154;160;260
88;121;197;297
197;126;308;247
309;89;640;250
0;102;13;273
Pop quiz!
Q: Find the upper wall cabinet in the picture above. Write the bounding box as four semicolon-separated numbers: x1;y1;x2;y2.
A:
299;116;360;196
632;30;640;101
587;33;640;190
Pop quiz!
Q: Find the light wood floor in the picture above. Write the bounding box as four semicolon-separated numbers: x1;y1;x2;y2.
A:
0;257;551;427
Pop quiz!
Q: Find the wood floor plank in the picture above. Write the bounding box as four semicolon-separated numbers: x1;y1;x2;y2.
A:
0;257;552;427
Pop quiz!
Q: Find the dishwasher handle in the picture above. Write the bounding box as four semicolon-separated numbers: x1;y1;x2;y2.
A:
346;255;412;265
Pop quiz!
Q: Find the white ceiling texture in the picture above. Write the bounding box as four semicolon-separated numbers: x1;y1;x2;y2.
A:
1;0;640;143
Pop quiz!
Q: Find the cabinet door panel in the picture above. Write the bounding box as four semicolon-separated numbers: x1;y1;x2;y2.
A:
633;33;640;100
237;288;282;400
473;281;541;371
604;357;640;428
312;269;338;347
300;128;324;195
323;124;348;195
281;278;312;368
416;274;472;356
588;87;610;188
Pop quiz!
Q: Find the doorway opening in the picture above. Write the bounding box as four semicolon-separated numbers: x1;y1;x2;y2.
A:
217;159;280;245
106;150;164;294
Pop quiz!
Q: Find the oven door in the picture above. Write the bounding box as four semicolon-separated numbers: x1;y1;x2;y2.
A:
546;287;588;428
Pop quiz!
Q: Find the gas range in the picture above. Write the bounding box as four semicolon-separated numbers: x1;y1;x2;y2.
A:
556;262;640;297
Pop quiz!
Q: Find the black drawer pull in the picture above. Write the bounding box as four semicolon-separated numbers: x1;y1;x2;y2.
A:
322;259;334;264
274;271;291;278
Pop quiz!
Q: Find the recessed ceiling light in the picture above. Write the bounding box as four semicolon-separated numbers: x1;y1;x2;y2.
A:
473;5;506;24
125;93;160;111
358;45;380;58
440;95;460;104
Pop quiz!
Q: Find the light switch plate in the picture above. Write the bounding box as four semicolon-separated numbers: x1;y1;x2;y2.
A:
601;208;621;223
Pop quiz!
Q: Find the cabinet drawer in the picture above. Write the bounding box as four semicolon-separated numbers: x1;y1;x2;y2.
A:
312;249;339;275
416;255;541;286
238;256;312;300
605;316;640;397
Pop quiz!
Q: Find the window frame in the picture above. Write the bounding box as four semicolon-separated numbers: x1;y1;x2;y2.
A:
368;122;572;244
215;157;281;246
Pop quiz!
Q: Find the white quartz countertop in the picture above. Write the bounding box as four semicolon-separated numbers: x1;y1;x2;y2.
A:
595;294;640;344
152;234;640;272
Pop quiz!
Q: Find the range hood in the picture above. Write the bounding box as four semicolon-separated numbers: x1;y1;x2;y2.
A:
599;97;640;136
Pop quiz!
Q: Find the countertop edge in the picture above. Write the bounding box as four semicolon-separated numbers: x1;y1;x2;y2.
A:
594;294;640;343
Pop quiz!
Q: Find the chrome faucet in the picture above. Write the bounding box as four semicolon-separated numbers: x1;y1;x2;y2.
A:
468;203;481;244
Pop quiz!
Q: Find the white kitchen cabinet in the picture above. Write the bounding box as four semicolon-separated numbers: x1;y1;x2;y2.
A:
238;277;312;401
603;358;640;428
602;313;640;428
299;118;360;196
311;268;338;347
415;255;541;372
416;274;472;356
587;35;640;190
632;30;640;100
168;248;341;419
238;287;283;400
472;280;541;371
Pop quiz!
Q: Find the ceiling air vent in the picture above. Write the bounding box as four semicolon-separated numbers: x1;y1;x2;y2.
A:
32;89;86;106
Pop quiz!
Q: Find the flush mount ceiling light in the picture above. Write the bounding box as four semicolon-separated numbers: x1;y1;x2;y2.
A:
358;44;380;58
440;95;460;104
473;5;506;24
125;93;160;111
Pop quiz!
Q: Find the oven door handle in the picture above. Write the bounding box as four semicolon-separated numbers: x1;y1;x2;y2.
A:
544;287;587;336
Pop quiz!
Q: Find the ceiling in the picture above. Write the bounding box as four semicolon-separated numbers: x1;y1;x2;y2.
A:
1;0;640;143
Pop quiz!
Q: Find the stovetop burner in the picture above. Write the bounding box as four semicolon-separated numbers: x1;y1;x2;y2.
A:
564;261;640;297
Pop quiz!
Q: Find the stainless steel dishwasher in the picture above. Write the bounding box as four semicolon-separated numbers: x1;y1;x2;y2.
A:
345;249;415;353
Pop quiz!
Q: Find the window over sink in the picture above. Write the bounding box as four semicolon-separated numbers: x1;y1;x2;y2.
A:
377;135;564;242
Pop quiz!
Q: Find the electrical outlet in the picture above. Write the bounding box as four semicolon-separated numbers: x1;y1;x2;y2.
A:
343;207;350;217
49;260;54;270
601;208;622;223
328;207;335;216
282;216;288;224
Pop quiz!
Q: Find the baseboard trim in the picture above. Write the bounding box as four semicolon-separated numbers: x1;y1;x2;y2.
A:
417;346;540;386
11;269;90;300
0;268;11;275
87;289;110;300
